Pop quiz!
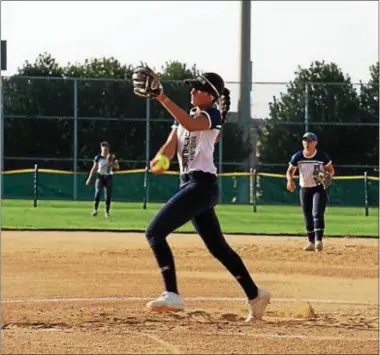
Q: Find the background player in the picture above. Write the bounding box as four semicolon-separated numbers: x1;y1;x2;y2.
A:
286;132;335;251
86;141;120;217
132;64;271;322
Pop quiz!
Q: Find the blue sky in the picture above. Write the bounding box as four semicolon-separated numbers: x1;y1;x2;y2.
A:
2;1;378;116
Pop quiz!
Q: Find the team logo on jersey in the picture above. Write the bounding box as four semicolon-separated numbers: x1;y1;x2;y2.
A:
182;131;197;172
313;164;321;173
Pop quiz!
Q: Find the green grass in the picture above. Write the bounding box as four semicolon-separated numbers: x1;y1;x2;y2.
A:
1;199;378;237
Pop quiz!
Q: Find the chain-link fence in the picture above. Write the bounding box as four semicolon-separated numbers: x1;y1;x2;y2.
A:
2;76;378;204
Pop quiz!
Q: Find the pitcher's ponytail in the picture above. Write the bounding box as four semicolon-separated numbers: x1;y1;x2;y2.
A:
220;88;231;124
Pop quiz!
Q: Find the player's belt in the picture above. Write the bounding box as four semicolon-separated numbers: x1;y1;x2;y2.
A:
180;171;216;184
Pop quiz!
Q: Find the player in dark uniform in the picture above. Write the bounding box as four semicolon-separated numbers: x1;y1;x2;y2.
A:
286;132;335;252
136;72;271;322
86;141;120;217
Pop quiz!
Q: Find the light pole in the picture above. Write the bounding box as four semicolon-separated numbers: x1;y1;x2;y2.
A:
0;40;7;200
237;0;251;204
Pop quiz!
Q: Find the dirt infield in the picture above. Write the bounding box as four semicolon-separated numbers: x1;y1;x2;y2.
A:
2;231;379;354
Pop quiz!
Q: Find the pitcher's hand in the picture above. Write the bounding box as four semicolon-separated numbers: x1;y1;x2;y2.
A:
287;179;296;192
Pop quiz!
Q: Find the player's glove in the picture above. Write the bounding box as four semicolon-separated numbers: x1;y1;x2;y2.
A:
106;154;115;166
132;62;163;98
313;170;332;190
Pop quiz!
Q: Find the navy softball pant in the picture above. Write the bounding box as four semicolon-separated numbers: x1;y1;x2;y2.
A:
94;175;113;212
145;171;258;300
300;185;328;242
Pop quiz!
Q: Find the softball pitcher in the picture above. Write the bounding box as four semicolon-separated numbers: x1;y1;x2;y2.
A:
132;64;271;322
86;141;120;217
286;132;335;251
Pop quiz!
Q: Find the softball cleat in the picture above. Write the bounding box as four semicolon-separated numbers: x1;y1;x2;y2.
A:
146;291;184;312
315;241;323;252
246;288;271;322
303;242;315;251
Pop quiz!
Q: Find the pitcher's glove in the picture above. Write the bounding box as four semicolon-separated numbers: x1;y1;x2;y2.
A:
313;170;332;190
132;62;163;98
106;154;115;166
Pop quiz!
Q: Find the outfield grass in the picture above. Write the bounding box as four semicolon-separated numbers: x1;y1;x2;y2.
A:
1;199;378;237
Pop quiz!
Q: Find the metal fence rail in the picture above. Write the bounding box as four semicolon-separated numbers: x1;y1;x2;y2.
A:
1;76;378;203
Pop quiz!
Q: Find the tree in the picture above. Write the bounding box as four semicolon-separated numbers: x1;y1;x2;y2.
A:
359;62;379;165
4;53;142;170
17;52;65;77
64;57;133;79
258;61;376;174
4;53;251;172
4;53;73;167
62;57;143;168
158;60;200;80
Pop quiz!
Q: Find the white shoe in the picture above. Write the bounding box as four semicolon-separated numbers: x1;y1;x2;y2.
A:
105;212;110;218
303;242;315;251
315;241;323;252
146;291;184;312
246;288;271;322
92;210;98;216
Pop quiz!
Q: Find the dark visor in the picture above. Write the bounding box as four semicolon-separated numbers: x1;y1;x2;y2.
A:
185;76;219;97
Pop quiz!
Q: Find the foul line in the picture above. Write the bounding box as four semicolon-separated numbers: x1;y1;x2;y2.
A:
1;296;375;306
185;331;378;343
142;333;181;354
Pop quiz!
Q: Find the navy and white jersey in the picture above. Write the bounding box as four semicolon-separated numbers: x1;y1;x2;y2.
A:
289;150;332;188
173;106;221;175
94;154;116;175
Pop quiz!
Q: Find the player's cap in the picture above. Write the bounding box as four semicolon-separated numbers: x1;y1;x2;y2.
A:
185;73;224;99
302;132;318;142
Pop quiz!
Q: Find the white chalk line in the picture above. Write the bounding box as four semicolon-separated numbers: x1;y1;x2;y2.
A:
185;331;378;343
37;328;378;345
141;332;181;354
1;296;375;306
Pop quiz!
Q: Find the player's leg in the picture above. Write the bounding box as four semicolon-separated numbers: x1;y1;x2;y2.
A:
312;187;329;251
192;208;271;321
145;181;217;311
93;176;103;216
300;187;315;250
104;176;113;217
192;208;259;299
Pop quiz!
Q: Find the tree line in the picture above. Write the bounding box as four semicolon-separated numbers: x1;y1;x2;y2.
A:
3;53;378;174
259;61;379;175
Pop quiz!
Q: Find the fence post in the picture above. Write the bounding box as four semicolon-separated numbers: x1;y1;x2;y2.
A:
218;132;223;203
73;79;78;200
143;97;151;209
33;164;39;207
0;75;4;200
249;168;253;204
252;169;257;213
364;171;369;216
304;83;309;132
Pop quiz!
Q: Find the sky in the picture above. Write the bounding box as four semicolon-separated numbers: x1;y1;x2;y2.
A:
1;1;378;117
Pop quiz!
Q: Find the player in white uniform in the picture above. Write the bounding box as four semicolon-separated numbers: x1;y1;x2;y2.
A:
286;132;335;251
86;141;120;217
144;73;271;322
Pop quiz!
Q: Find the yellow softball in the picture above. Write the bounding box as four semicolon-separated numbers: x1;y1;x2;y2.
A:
152;153;170;172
